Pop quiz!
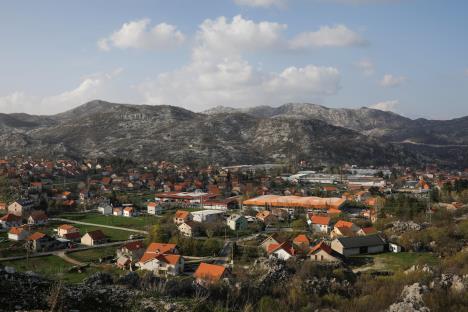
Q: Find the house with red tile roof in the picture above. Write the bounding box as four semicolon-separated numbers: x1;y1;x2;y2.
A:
0;213;22;229
194;262;228;285
308;214;331;233
137;242;183;275
123;207;135;217
173;210;191;224
358;227;377;236
292;234;310;252
308;241;342;263
8;226;29;241
81;230;108;246
267;242;296;261
330;220;361;239
26;232;62;252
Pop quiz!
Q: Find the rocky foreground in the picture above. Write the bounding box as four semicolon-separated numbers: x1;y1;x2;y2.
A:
0;261;466;311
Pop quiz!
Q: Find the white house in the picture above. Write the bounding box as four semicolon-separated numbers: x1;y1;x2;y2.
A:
27;211;48;226
123;207;135;217
226;214;247;231
308;215;331;234
191;210;224;223
147;202;160;215
178;221;196;237
98;203;113;215
137;242;184;276
8;227;29;241
113;207;123;216
267;242;295;261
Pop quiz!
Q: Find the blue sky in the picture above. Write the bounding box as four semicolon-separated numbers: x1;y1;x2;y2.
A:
0;0;467;119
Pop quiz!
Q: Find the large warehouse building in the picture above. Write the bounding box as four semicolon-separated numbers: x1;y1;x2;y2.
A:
242;195;346;213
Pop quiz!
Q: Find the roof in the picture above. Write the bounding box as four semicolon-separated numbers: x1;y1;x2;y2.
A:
123;241;145;251
293;234;310;245
63;232;81;240
308;241;333;255
27;232;47;241
361;227;377;235
58;224;77;231
29;210;48;221
256;210;272;219
243;195;346;210
146;242;176;254
309;215;331;225
335;234;385;249
334;220;355;229
194;262;226;282
123;207;134;212
267;242;295;256
0;213;22;222
85;230;107;241
175;210;190;219
8;227;27;235
335;227;356;237
147;202;157;207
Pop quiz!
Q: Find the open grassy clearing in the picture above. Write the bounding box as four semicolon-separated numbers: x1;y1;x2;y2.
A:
352;252;440;272
68;246;117;263
58;213;159;230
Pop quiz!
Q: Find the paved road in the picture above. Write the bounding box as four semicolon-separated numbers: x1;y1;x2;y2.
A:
0;239;143;262
50;218;149;235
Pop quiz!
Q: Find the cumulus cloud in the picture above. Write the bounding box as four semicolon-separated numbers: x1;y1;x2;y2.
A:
379;74;407;87
195;15;286;57
98;18;185;51
290;24;366;49
136;15;343;111
0;69;123;115
139;57;340;111
234;0;286;7
355;58;375;76
370;100;399;112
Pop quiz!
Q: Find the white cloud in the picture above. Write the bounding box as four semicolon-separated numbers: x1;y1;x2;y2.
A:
290;24;366;49
195;15;286;57
98;18;185;51
138;57;340;111
380;74;407;87
137;16;341;111
370;100;399;112
234;0;285;7
355;58;375;76
0;69;123;115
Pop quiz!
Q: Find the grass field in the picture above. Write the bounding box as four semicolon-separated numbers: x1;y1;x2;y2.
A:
2;254;125;283
58;213;159;230
352;252;440;272
68;246;117;263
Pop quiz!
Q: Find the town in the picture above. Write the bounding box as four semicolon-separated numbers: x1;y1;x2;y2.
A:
0;156;466;311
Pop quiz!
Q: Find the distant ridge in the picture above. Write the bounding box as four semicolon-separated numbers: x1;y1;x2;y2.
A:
0;100;467;167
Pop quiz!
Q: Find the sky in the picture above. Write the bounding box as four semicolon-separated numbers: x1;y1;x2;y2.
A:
0;0;467;119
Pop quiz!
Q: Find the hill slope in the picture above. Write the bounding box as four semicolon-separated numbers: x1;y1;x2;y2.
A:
1;101;467;167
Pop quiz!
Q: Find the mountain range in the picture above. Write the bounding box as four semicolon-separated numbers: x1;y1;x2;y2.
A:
1;100;467;168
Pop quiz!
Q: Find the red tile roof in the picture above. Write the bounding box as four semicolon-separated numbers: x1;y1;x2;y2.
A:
194;262;226;282
308;241;333;255
309;215;331;225
293;234;310;245
1;214;22;222
27;232;46;241
146;242;176;255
